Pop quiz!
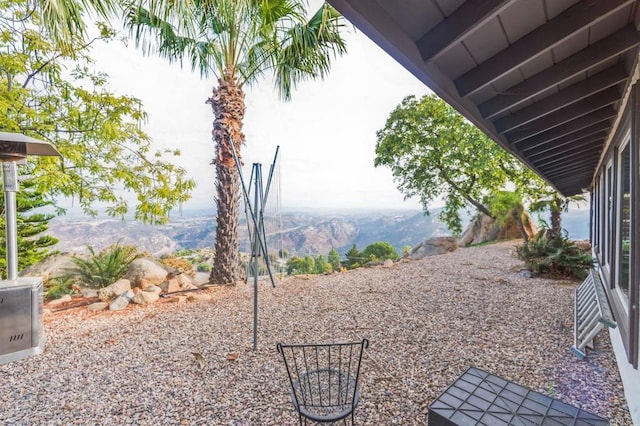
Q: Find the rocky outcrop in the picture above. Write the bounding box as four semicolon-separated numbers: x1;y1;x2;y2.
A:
458;212;537;247
409;237;458;259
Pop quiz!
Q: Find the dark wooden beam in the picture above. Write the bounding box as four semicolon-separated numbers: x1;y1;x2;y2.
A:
520;121;611;154
504;88;620;143
534;146;602;169
513;107;616;150
416;0;513;63
545;164;598;179
455;0;633;97
479;25;640;119
527;132;607;163
553;175;595;191
547;175;596;192
493;64;628;133
544;161;597;175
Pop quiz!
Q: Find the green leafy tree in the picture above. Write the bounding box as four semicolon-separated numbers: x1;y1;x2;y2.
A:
327;248;341;271
375;94;547;235
343;244;361;269
1;0;195;223
278;248;289;259
314;255;332;274
126;0;347;284
302;255;315;275
361;241;398;263
0;180;58;278
486;191;531;242
286;255;313;275
286;256;303;275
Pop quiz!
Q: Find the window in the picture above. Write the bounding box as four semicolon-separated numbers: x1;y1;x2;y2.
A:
604;163;614;268
617;142;631;302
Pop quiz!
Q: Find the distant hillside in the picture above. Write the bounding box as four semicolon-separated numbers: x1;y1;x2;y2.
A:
46;207;589;257
47;210;447;257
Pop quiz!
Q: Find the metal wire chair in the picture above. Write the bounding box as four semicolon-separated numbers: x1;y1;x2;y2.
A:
276;339;369;425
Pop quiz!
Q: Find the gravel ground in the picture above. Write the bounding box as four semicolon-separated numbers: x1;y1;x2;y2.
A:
0;241;632;425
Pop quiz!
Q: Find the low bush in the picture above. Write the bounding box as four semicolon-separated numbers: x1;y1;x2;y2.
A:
72;243;139;288
44;276;75;300
516;230;594;279
160;254;196;277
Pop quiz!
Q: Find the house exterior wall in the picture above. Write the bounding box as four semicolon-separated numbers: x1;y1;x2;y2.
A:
591;80;640;425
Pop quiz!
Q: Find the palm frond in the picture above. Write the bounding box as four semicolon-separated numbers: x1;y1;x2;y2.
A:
274;2;347;100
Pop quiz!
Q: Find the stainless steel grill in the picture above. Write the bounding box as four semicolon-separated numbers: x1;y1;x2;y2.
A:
0;277;45;364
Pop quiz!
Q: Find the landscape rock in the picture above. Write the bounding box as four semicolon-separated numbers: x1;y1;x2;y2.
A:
160;278;181;294
87;302;108;312
187;293;213;302
98;279;132;302
124;258;172;287
138;278;152;291
145;285;162;294
159;274;198;294
131;291;160;305
48;294;72;306
175;273;198;290
79;287;98;298
519;269;537;279
410;237;458;259
382;259;394;268
109;290;134;311
19;253;76;281
166;295;187;304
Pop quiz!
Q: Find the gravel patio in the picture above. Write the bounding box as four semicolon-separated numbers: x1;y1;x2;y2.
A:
0;241;632;424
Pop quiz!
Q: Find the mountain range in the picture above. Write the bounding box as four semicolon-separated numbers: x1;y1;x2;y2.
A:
46;207;589;257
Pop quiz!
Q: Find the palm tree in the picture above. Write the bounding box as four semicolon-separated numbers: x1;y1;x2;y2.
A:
530;193;585;237
126;0;347;284
23;0;118;48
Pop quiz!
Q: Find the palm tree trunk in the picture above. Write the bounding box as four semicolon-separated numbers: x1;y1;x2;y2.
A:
550;195;562;236
207;71;245;285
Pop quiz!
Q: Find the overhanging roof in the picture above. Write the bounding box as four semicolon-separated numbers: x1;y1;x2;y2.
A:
328;0;640;196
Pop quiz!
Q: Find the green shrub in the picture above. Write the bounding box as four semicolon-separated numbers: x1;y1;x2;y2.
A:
197;262;211;272
72;243;139;288
361;242;398;263
516;230;594;279
44;276;75;300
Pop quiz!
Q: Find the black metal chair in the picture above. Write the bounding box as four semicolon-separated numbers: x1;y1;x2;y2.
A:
276;339;369;425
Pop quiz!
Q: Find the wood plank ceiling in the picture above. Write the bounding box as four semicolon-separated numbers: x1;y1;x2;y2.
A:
327;0;640;196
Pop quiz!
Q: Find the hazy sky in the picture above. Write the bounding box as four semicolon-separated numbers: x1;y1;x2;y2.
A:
90;15;432;212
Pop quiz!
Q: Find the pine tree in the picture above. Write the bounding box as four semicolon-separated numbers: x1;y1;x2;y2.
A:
0;180;58;278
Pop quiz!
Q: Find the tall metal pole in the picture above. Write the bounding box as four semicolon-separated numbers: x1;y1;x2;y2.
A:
252;164;261;351
2;162;19;280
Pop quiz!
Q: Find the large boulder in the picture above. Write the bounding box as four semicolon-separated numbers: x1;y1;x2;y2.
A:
458;212;537;247
19;253;76;281
124;258;173;287
410;237;458;259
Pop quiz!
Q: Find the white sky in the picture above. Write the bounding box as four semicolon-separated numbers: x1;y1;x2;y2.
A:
90;17;432;211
